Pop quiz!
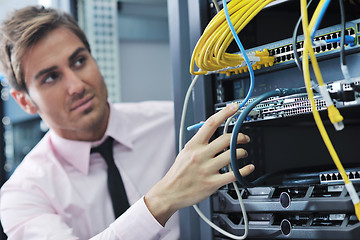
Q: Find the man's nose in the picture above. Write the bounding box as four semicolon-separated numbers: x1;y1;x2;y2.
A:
64;69;85;95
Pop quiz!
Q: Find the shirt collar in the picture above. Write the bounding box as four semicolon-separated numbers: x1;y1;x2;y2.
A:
49;101;134;175
105;102;133;150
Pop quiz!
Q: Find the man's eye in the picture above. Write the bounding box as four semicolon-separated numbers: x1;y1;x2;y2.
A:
73;56;86;68
43;72;59;84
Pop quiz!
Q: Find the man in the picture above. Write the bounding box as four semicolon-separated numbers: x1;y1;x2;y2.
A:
0;6;254;239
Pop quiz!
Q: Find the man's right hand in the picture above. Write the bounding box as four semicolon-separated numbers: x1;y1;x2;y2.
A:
144;102;255;226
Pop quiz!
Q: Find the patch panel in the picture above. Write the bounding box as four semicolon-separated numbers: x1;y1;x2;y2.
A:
225;20;360;77
269;28;356;65
320;170;360;184
216;92;326;124
215;79;360;126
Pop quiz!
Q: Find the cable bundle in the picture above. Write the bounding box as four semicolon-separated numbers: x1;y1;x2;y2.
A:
300;0;360;221
190;0;275;75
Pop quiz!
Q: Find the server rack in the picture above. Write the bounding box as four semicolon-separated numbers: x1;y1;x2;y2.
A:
169;0;360;239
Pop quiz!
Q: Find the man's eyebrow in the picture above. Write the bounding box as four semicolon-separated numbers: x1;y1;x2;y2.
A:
68;47;87;62
34;47;87;80
35;66;58;80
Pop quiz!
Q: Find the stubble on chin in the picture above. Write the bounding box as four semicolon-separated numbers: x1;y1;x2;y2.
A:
83;106;94;115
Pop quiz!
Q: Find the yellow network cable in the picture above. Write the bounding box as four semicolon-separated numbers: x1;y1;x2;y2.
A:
300;0;360;221
190;0;275;75
303;0;344;129
218;49;274;76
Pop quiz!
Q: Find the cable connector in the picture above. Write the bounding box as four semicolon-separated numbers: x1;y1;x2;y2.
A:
313;35;356;48
327;105;344;131
311;80;320;93
217;49;275;76
318;85;344;131
345;182;360;222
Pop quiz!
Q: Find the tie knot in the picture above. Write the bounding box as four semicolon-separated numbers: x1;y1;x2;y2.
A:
91;137;114;165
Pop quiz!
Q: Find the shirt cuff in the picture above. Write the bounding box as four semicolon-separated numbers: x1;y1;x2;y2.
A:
110;196;169;240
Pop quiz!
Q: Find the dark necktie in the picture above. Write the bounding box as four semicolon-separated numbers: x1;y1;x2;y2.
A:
91;137;130;218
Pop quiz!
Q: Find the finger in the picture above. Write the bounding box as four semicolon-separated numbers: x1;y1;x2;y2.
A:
207;133;250;156
210;148;248;171
239;164;255;177
191;103;239;145
215;164;255;187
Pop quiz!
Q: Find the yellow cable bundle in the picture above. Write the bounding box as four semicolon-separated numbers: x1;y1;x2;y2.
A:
190;0;275;75
218;49;274;76
300;0;360;221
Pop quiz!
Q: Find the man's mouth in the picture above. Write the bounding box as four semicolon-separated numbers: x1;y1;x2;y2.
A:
70;95;94;112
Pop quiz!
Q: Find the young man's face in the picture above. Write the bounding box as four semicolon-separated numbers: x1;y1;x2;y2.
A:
11;27;109;141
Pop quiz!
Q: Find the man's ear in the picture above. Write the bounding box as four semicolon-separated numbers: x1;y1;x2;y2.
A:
10;89;38;115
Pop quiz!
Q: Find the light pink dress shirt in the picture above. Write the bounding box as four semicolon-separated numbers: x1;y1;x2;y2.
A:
0;101;179;240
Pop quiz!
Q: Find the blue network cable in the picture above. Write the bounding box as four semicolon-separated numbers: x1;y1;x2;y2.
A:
222;0;255;109
187;0;255;132
310;0;331;42
325;35;355;47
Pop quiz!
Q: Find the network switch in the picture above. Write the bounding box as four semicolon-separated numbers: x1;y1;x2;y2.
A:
215;79;360;126
212;181;360;239
213;1;360;78
270;27;356;65
219;19;360;78
320;170;360;184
